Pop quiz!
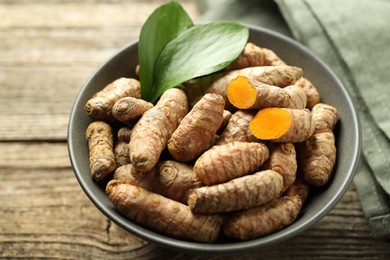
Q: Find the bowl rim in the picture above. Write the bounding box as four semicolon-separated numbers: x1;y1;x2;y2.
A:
67;23;361;253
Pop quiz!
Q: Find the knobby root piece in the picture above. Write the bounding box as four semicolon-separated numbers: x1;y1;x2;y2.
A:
227;76;306;109
106;181;223;243
225;42;266;70
262;143;297;192
168;93;225;161
86;121;116;181
112;97;153;125
188;169;283;214
262;48;287;66
114;140;130;167
182;66;303;110
194;141;269;185
299;103;339;186
157;160;203;204
129;88;188;172
216;110;257;145
295;77;320;110
113;161;203;204
85;78;141;121
250;108;315;143
113;164;158;191
223;179;309;240
117;126;132;143
261;48;320;109
283;85;307;109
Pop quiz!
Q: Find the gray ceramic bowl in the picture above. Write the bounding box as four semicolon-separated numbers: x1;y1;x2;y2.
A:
68;24;361;253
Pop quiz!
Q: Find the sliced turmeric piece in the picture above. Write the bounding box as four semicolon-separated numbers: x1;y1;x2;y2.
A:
112;97;153;125
85;77;141;121
227;76;307;109
86;121;116;181
194;141;269;186
216;110;257;145
262;143;297;192
183;66;303;110
187;169;283;214
249;108;315;143
129;88;188;172
106;181;223;243
223;179;309;240
299;103;339;186
168;93;225;161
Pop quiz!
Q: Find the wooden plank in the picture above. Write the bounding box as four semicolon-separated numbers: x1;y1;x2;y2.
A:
0;66;91;141
0;0;200;142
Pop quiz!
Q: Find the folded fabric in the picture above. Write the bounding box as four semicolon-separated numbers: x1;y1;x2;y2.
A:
198;0;390;237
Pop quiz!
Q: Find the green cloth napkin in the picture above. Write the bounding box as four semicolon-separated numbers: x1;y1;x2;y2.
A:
198;0;390;237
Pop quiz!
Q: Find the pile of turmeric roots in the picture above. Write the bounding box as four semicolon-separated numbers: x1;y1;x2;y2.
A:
84;42;339;243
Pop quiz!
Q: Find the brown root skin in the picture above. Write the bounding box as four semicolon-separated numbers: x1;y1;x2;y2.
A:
114;140;130;167
157;160;203;204
86;121;116;181
112;97;153;125
250;108;315;143
117;126;132;143
188;169;283;214
223;179;309;240
261;47;321;109
262;48;287;66
84;77;141;122
217;110;233;135
168;93;225;162
194;141;269;186
295;77;320;110
225;42;266;70
106;181;223;243
216;110;257;145
263;143;297;193
299;103;339;187
113;164;158;191
129;88;188;172
284;85;307;109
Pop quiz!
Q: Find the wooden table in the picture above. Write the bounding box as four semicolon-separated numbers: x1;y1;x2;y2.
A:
1;0;389;258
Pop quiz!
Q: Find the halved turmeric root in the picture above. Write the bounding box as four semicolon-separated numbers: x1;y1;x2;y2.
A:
227;76;307;109
249;107;315;142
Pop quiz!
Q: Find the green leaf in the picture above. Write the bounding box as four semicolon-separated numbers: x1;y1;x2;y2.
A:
150;22;249;102
138;0;193;101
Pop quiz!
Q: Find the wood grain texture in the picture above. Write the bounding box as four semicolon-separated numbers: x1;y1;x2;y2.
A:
1;0;389;258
